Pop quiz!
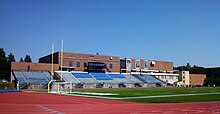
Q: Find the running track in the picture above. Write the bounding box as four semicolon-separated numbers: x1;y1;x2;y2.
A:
0;92;220;114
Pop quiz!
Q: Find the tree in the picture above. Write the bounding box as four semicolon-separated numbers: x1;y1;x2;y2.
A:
0;48;8;80
7;53;16;81
19;57;23;62
7;53;16;62
175;63;220;77
185;63;191;71
24;55;32;62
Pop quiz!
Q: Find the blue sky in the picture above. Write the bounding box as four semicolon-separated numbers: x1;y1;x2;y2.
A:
0;0;220;67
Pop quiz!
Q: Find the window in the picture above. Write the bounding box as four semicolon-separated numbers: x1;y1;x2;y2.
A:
151;61;155;67
68;61;72;66
136;60;140;69
144;60;148;69
84;63;87;67
110;64;113;69
77;61;80;67
127;60;131;63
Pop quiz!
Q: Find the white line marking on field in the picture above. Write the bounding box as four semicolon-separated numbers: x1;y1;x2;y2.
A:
61;92;220;100
37;104;64;114
70;92;118;96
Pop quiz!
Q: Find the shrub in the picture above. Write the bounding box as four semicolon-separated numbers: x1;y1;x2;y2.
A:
0;82;15;89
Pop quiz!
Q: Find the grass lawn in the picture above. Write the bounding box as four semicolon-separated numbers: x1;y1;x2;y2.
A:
71;87;220;103
125;94;220;103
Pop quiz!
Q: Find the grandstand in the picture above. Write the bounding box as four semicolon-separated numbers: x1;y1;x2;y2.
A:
108;73;141;88
12;71;52;89
132;73;166;87
108;73;130;83
54;71;79;83
12;70;173;90
71;72;98;88
51;71;170;89
11;51;182;90
71;72;99;84
122;74;143;84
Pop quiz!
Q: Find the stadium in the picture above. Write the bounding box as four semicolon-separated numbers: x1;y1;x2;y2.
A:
1;0;220;113
11;51;183;90
0;51;218;113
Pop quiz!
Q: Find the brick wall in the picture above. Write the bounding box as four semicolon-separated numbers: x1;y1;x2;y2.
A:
11;62;59;72
148;60;173;71
39;52;121;72
190;74;206;86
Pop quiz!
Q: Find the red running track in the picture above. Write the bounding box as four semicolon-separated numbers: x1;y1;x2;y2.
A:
0;92;220;114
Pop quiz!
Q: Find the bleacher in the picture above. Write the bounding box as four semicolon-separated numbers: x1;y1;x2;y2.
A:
71;72;98;83
132;74;166;86
90;73;117;83
108;74;125;78
108;73;132;83
13;71;28;84
13;70;168;89
122;74;143;84
42;72;52;81
90;73;113;80
13;71;53;89
13;71;51;85
55;71;79;83
31;72;51;83
71;72;93;78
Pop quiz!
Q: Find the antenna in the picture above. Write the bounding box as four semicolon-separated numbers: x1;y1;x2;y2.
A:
60;38;64;81
51;43;54;78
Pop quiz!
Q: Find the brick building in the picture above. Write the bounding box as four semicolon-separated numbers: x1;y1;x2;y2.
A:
120;58;173;73
11;62;59;72
11;52;174;73
189;74;206;86
39;52;120;72
177;71;206;87
11;51;179;85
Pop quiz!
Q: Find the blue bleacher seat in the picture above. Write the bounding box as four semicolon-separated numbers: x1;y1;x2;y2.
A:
13;71;52;85
90;73;113;80
71;73;93;78
55;71;79;83
108;74;125;78
132;74;166;86
13;71;28;84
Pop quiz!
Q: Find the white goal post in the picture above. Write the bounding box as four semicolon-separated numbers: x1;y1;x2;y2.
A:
50;82;74;94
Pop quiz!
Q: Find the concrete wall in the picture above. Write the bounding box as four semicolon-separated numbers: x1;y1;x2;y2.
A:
177;71;190;87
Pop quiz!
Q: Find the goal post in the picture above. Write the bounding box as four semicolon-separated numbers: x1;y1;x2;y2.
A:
49;82;74;94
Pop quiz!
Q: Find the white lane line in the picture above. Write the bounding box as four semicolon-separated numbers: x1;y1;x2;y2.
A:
62;92;220;100
36;104;64;114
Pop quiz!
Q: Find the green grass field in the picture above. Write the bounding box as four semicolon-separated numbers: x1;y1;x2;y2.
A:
71;87;220;103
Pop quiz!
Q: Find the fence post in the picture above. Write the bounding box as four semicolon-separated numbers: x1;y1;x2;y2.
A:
17;81;19;90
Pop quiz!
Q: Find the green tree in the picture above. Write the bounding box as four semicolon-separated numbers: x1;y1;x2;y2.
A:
19;57;23;62
24;55;32;62
0;48;8;80
7;53;16;62
7;53;16;81
186;63;191;68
